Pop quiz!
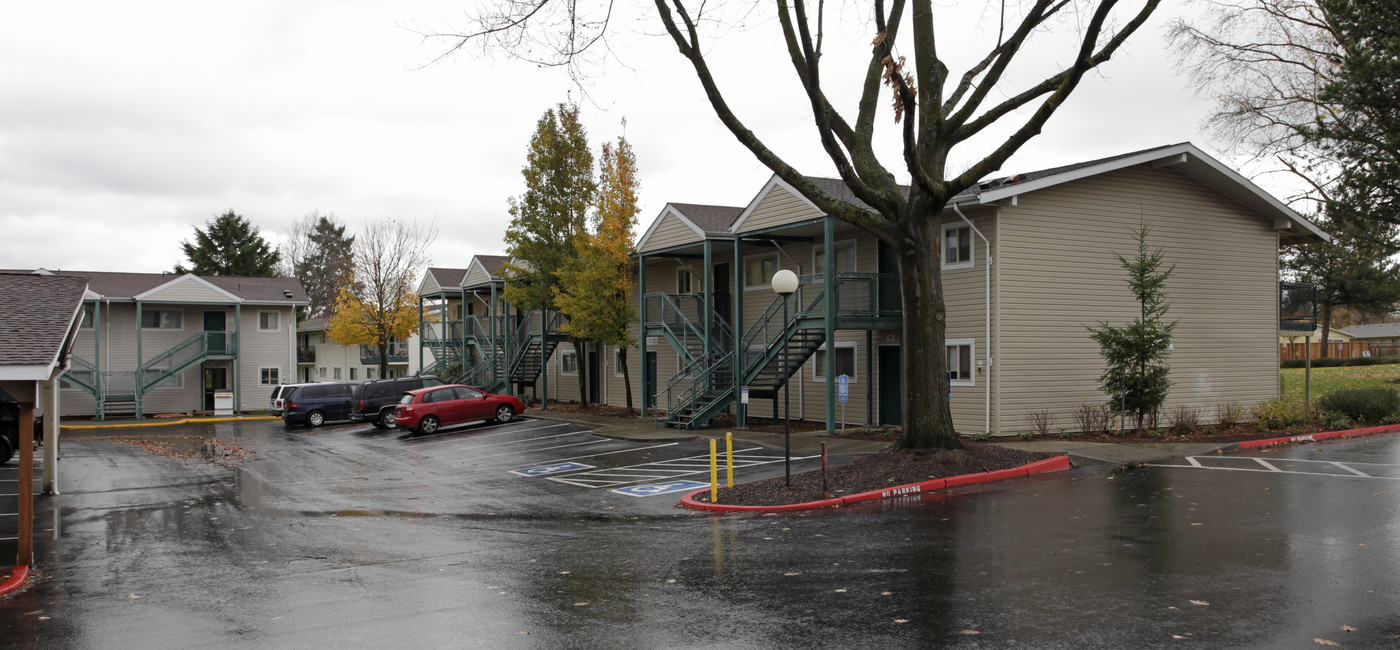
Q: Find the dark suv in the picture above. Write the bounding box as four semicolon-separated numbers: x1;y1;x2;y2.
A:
351;375;445;429
281;382;357;427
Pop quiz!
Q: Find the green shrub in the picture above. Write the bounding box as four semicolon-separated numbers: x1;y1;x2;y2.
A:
1252;399;1306;431
1280;355;1400;369
1318;387;1400;422
1322;411;1354;430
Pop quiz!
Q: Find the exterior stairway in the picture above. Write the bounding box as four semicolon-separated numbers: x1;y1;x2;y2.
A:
64;330;236;420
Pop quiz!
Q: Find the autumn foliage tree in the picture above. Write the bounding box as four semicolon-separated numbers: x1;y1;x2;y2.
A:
327;219;436;379
555;134;641;414
434;1;1163;449
501;103;597;403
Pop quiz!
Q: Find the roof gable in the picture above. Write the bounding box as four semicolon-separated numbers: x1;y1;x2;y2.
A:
637;204;706;252
0;273;89;379
730;176;825;233
134;273;242;303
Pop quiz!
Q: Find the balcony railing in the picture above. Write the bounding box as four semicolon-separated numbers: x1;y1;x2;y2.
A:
297;347;316;363
361;343;410;365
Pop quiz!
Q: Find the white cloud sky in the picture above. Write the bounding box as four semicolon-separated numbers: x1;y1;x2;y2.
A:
0;1;1276;277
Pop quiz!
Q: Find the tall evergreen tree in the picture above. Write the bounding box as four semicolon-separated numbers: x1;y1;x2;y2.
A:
556;134;641;414
282;212;356;320
175;210;279;277
502;103;597;403
1088;223;1178;431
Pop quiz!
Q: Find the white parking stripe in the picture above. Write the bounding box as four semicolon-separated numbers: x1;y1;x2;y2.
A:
547;448;820;489
437;430;588;452
406;421;570;447
1332;462;1371;477
505;443;680;469
463;440;611;462
1253;458;1283;472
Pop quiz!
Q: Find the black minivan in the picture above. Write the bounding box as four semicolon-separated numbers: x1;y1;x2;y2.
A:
351;375;445;429
281;382;357;427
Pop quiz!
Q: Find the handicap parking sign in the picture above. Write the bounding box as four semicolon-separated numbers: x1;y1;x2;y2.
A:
838;374;849;402
511;462;593;477
612;480;710;498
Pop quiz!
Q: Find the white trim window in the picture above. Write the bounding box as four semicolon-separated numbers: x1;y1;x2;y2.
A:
812;342;857;382
613;347;628;378
259;367;281;386
333;367;342;380
942;223;974;269
743;254;780;290
141;309;184;330
349;367;357;381
814;240;857;274
560;349;579;376
80;305;95;329
258;311;280;332
367;367;378;380
318;367;327;378
946;339;975;386
676;268;695;294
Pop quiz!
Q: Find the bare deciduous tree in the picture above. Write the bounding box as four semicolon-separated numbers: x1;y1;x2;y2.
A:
430;0;1161;449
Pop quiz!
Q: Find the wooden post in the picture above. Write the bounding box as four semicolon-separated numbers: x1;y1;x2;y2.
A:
17;401;34;566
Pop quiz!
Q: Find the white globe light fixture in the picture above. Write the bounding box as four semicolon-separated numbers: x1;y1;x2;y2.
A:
770;268;799;484
771;269;799;296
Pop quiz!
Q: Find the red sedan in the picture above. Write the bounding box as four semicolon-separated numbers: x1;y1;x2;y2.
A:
393;385;526;435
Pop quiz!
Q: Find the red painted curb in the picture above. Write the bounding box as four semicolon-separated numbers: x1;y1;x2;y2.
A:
680;455;1071;513
0;566;29;596
1238;423;1400;449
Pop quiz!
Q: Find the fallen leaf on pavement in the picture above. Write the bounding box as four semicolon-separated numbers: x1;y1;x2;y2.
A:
962;630;980;635
1189;600;1209;606
1342;625;1357;632
1314;639;1340;646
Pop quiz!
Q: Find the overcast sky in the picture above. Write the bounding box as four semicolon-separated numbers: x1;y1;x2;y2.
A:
1;1;1269;277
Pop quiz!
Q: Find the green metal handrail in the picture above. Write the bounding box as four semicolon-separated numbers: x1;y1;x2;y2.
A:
141;331;237;391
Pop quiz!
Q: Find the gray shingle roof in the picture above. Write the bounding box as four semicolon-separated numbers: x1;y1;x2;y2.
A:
427;267;469;288
670;203;744;235
477;255;509;279
297;317;329;332
0;273;89;367
10;269;306;303
1336;323;1400;340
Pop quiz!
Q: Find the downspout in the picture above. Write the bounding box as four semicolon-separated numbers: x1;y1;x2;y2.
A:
952;203;992;435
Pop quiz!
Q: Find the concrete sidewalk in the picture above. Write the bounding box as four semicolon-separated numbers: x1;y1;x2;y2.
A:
526;410;1236;465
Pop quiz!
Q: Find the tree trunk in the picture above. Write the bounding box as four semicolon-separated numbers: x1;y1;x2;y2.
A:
1320;302;1333;359
378;342;389;380
620;346;634;415
574;337;589;407
894;204;961;450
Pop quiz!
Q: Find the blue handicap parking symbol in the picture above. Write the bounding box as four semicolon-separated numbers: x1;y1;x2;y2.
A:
511;461;594;477
611;480;711;498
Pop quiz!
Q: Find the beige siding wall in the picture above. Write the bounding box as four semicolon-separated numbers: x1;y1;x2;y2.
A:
462;263;492;288
736;183;821;233
236;305;298;411
996;166;1279;432
639;213;702;253
141;278;236;303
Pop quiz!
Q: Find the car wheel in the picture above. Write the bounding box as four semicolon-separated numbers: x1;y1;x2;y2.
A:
418;415;440;435
493;405;515;423
379;409;397;429
370;419;386;430
0;436;12;465
308;410;326;427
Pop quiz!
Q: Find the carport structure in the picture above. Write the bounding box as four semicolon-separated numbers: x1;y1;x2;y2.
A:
0;272;88;567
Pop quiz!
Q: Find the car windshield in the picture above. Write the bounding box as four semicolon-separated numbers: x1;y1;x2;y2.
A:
398;394;413;405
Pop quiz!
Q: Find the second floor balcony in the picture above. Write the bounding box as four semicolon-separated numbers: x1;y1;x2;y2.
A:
361;343;410;365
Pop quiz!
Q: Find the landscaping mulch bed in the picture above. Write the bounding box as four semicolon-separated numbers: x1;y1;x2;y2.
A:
691;442;1057;507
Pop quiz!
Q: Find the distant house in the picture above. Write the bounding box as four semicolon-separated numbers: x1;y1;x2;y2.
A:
294;317;422;384
15;269;308;419
1336;323;1400;357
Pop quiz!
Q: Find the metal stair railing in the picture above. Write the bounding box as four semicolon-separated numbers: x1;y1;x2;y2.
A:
141;331;237;391
662;351;736;428
741;275;827;382
643;293;713;365
64;355;99;395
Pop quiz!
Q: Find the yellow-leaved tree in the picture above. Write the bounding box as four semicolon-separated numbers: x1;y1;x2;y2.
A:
555;133;640;413
326;218;436;379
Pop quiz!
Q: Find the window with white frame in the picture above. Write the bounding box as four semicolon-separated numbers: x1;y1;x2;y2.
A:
79;305;94;329
258;311;279;331
333;367;342;380
943;223;974;269
260;367;280;386
614;347;628;377
814;241;856;274
367;367;378;380
560;349;578;375
744;254;780;289
319;333;327;344
946;339;975;386
676;268;695;294
318;367;327;378
141;309;183;329
812;343;857;382
350;368;357;381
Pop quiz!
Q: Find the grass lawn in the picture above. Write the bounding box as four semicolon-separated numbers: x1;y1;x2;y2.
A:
1280;363;1400;410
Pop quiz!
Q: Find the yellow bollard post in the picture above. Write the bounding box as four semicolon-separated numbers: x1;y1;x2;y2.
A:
726;432;734;487
709;439;719;503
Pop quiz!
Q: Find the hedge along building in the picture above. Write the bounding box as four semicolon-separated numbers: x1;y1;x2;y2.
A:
435;143;1327;434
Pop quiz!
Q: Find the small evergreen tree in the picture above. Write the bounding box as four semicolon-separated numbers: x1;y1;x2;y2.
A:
1088;223;1178;431
175;210;280;277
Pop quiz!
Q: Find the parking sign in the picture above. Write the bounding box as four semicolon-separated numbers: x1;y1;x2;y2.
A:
838;374;849;402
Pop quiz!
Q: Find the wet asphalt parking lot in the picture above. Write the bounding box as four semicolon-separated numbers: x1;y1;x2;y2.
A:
3;418;1400;648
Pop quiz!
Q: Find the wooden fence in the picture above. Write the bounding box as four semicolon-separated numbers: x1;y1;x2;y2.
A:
1279;341;1372;362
